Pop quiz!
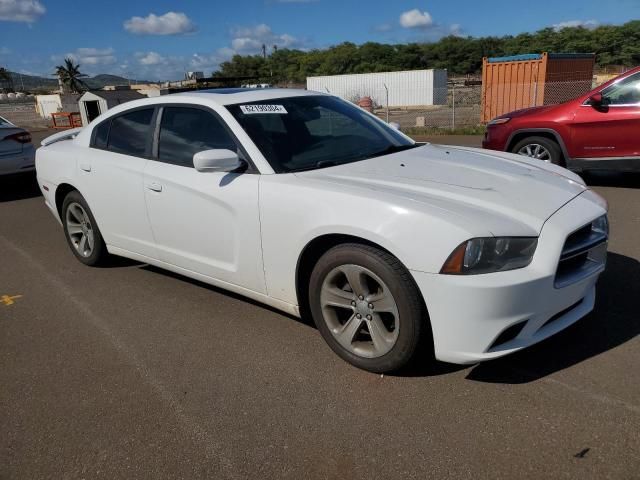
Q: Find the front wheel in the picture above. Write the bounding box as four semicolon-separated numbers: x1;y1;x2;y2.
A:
308;243;427;373
511;136;563;165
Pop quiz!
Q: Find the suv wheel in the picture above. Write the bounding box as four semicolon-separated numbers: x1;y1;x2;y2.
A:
512;136;563;165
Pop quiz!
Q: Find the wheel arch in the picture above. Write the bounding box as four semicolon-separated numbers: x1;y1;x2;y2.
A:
294;233;432;341
54;182;79;219
506;128;570;163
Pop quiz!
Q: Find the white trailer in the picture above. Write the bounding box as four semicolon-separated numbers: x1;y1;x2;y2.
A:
306;69;448;107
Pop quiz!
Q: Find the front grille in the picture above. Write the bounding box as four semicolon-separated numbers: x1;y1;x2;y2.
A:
555;217;608;288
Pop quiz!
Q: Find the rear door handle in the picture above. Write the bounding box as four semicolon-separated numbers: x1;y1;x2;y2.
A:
147;182;162;192
80;163;91;172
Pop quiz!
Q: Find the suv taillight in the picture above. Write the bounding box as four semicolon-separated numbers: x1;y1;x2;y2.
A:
6;132;32;144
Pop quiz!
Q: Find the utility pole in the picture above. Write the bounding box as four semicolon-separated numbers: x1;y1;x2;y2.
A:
383;83;389;123
261;44;267;59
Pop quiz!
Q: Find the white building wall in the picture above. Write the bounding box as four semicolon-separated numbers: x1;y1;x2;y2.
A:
306;69;448;107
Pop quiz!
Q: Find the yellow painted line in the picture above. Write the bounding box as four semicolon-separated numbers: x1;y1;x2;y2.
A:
1;294;22;306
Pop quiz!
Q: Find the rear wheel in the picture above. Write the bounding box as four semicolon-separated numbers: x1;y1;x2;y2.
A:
62;190;108;266
511;136;563;165
309;243;427;373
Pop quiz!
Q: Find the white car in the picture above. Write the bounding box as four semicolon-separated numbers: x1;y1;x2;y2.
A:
1;115;36;176
36;89;608;373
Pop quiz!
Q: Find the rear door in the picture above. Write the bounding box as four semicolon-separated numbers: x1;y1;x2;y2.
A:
570;71;640;159
78;107;158;257
143;105;265;293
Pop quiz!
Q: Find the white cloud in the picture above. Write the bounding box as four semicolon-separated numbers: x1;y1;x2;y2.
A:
0;0;45;22
399;9;433;29
552;19;599;31
124;11;197;35
137;51;165;66
230;23;304;53
0;46;11;54
449;23;464;37
65;48;117;66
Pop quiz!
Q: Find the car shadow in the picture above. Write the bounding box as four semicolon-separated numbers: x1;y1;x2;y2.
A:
0;172;42;202
121;252;637;381
140;264;317;328
465;252;639;384
582;171;640;189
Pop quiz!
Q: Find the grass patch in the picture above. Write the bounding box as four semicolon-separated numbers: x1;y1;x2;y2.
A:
403;125;486;136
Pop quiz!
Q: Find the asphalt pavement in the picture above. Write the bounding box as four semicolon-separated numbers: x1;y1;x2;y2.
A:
1;131;638;479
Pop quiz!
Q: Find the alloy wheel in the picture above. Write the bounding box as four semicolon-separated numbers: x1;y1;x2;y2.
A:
320;264;400;358
65;202;95;258
517;143;552;162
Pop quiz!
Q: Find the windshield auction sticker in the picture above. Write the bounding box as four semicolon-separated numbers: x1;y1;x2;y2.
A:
240;104;288;114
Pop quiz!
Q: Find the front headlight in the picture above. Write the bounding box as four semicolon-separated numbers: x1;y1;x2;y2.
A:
487;117;511;126
440;237;538;275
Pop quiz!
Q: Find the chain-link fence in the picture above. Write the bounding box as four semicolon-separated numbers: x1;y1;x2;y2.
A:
335;70;602;133
369;82;482;132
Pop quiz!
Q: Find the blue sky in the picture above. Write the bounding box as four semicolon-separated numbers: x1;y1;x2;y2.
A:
0;0;637;81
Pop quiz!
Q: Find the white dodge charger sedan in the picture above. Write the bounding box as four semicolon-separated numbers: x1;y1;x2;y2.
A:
36;88;608;373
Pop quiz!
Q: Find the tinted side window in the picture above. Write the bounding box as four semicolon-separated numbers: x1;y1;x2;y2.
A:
92;120;110;149
158;107;237;167
602;72;640;105
107;108;154;157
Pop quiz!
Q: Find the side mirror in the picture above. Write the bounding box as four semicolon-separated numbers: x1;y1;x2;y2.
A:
589;92;604;107
193;149;244;173
389;122;401;130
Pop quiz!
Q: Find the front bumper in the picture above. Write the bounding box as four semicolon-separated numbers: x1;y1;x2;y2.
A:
412;192;607;364
482;126;510;151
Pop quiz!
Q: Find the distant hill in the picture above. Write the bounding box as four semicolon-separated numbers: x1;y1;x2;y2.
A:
6;71;152;93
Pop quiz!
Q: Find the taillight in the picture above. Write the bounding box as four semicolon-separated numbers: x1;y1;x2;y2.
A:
6;132;32;144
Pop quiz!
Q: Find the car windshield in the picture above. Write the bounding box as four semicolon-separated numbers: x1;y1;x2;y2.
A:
226;95;416;173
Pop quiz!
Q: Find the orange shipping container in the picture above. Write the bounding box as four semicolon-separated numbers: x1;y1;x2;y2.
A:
481;52;595;123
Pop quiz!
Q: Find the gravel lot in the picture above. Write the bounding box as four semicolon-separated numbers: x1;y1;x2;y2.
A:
1;130;638;479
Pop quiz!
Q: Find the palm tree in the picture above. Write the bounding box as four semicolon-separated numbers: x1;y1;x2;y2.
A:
54;58;88;93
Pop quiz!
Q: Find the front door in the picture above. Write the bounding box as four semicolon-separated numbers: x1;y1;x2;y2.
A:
143;105;265;294
570;71;640;159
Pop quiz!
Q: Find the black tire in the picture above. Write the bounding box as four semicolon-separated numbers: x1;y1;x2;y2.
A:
61;190;108;266
511;136;563;166
308;243;428;373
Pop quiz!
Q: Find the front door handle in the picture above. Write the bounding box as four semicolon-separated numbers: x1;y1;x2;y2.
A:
147;182;163;192
80;163;91;172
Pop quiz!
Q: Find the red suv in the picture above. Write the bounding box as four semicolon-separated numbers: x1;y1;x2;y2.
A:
482;66;640;172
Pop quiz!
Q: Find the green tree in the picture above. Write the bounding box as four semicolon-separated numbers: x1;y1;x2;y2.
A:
212;21;640;82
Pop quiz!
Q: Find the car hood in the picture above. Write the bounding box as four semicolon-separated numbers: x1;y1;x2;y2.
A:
497;104;560;120
295;144;587;235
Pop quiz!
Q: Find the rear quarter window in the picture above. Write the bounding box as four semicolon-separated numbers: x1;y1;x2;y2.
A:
92;120;110;149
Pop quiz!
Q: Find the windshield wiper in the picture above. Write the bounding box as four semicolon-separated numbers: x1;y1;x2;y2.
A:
290;160;339;172
370;144;419;157
289;144;418;173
